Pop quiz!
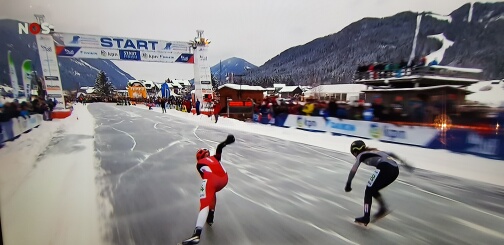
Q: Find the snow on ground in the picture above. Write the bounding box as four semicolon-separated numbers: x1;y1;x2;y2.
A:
466;80;504;107
137;105;504;187
0;104;107;245
425;33;454;65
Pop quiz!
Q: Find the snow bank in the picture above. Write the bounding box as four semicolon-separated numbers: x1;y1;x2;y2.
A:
138;105;504;187
0;104;107;245
466;80;504;107
425;33;454;65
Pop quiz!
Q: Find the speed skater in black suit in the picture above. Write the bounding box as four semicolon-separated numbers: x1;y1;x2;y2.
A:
345;140;413;226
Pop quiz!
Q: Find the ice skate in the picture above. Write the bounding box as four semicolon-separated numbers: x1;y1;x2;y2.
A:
179;228;202;245
354;216;370;226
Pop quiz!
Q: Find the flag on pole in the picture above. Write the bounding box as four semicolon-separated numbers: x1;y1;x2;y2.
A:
8;50;19;99
22;59;33;99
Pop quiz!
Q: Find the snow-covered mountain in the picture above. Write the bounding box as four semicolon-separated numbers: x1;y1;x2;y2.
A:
210;57;257;82
248;2;504;85
0;19;135;90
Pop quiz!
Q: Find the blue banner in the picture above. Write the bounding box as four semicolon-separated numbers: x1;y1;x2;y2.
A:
426;129;504;160
119;50;141;60
161;83;170;98
56;46;81;56
175;53;193;63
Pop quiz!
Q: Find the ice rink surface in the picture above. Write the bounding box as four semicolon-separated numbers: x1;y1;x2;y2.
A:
89;103;504;245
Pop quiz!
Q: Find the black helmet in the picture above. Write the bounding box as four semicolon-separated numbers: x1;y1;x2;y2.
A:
350;140;366;156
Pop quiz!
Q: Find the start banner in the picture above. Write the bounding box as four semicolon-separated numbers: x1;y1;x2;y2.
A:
52;33;194;63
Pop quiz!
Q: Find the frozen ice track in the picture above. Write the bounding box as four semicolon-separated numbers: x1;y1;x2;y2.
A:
89;103;504;245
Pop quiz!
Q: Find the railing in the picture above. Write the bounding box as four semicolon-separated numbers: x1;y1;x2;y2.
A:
251;113;504;160
1;114;44;143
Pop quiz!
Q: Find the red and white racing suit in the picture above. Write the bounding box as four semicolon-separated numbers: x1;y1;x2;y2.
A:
197;155;228;211
193;150;228;228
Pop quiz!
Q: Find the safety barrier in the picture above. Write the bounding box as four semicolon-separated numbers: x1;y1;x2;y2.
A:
0;114;43;143
253;114;504;160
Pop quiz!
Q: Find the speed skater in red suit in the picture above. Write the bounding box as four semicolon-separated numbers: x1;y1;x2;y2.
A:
179;134;235;245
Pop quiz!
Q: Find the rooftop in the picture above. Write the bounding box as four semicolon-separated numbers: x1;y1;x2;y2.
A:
305;84;368;94
363;84;473;94
218;84;266;91
279;86;301;93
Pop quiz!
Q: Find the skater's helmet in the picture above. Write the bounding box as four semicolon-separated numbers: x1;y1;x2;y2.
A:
196;148;210;160
350;140;366;156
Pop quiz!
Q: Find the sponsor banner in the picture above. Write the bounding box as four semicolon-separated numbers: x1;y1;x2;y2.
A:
128;86;147;99
99;49;120;59
175;53;194;63
284;115;327;131
119;50;141;61
36;34;66;109
193;46;213;105
56;33;191;52
325;117;367;135
284;115;439;146
368;122;439;145
55;45;191;64
140;50;181;62
55;46;81;56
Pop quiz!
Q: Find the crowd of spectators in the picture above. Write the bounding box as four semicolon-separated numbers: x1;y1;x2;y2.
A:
354;56;438;80
252;95;502;128
0;97;55;123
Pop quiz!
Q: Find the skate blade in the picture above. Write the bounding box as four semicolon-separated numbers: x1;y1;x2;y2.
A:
352;220;370;228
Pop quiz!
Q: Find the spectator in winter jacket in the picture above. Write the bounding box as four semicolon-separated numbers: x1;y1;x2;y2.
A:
336;104;348;119
196;99;201;115
302;102;314;116
213;102;221;123
20;102;30;119
363;103;374;121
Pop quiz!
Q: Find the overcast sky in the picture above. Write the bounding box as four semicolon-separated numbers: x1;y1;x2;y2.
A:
1;0;501;81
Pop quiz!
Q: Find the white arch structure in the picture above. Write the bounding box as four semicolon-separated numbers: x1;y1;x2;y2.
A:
35;30;214;113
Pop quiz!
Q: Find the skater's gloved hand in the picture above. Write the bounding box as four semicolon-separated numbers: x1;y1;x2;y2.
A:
345;182;352;192
224;134;235;144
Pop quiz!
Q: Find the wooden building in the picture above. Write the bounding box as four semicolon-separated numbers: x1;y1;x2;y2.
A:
278;86;303;98
217;84;265;103
217;84;265;118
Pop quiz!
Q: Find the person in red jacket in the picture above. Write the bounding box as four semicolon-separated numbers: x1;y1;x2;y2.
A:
179;134;235;245
213;101;221;123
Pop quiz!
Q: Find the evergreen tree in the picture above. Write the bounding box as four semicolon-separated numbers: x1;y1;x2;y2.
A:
94;71;114;97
